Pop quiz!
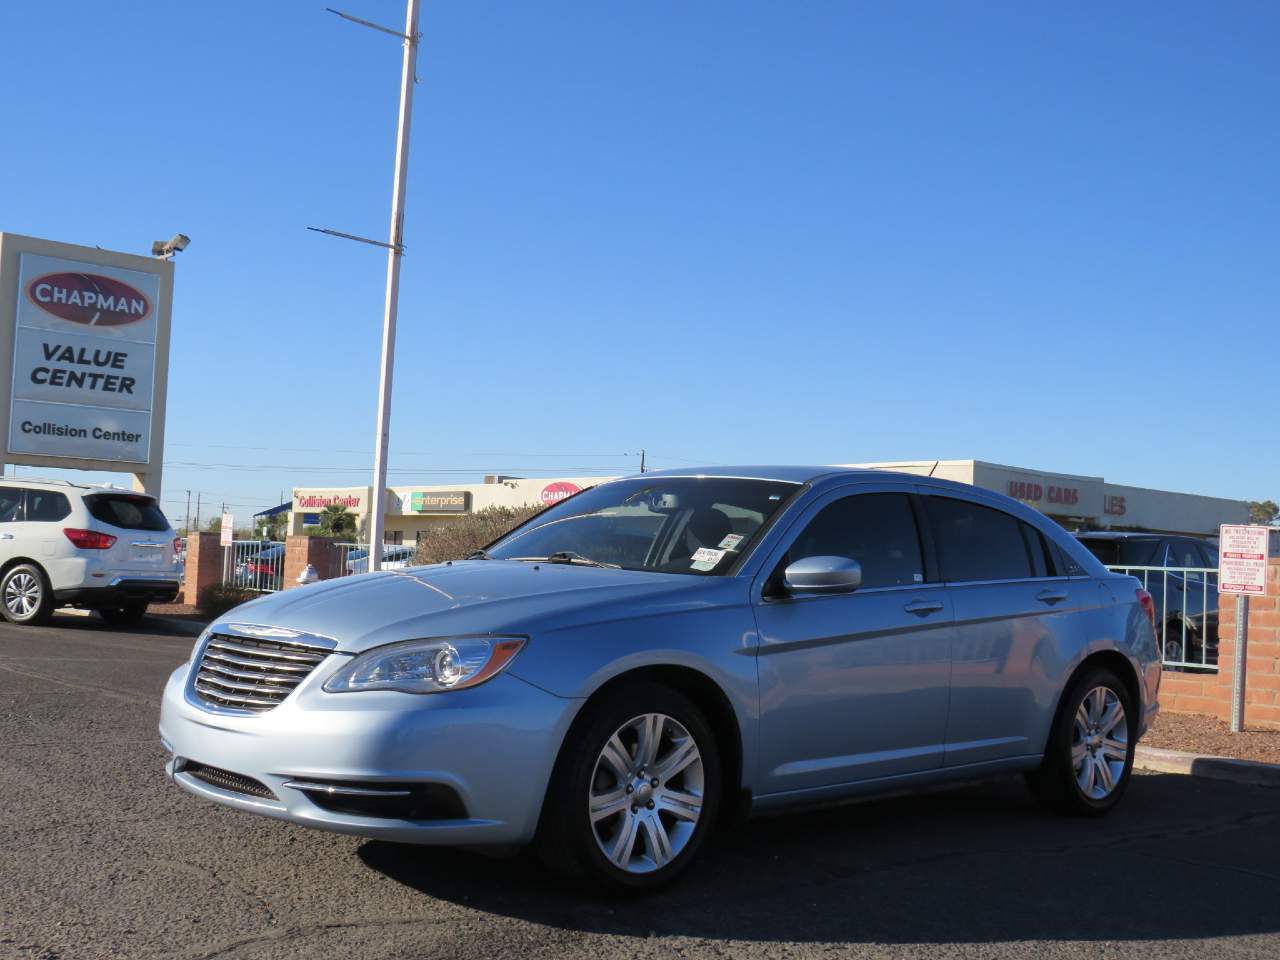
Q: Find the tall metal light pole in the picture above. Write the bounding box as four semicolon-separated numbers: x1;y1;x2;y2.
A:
312;0;421;571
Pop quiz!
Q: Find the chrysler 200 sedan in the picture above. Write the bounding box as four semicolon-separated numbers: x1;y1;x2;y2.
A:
160;467;1162;891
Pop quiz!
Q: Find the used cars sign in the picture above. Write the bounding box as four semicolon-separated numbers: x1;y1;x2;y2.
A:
9;253;158;464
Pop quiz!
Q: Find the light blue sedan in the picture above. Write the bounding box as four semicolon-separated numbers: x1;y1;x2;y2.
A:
159;467;1162;891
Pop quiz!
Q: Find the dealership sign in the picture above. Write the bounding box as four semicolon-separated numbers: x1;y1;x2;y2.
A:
8;253;158;463
1219;524;1271;596
540;481;581;506
409;490;471;514
296;494;362;510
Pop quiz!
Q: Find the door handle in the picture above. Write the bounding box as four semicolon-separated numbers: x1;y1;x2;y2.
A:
0;533;13;540
903;599;944;616
1036;589;1068;605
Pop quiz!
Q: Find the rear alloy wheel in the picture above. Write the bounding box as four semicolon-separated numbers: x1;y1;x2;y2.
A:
537;683;720;892
1071;686;1129;801
1028;667;1135;816
0;564;54;625
98;602;149;626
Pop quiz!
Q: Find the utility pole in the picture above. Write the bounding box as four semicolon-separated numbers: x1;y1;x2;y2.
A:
639;449;646;473
194;492;201;534
184;490;191;536
312;0;421;571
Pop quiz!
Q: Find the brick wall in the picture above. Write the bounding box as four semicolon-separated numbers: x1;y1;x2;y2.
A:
182;532;224;606
1158;559;1280;730
282;536;346;589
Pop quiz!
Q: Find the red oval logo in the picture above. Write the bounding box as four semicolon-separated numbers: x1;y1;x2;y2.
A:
540;481;582;506
26;273;151;327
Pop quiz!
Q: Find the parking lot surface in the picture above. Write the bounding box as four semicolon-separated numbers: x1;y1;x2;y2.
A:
3;616;1280;960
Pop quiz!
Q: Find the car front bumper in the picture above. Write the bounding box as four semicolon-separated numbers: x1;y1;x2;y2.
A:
159;658;579;846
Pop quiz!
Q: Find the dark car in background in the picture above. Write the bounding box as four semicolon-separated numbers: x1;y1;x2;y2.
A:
233;544;285;591
1075;532;1218;669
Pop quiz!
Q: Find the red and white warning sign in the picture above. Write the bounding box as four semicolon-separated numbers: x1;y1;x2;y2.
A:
1218;524;1271;596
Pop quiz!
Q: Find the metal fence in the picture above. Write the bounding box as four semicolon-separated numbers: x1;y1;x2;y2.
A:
222;540;287;593
1108;564;1218;672
334;542;418;576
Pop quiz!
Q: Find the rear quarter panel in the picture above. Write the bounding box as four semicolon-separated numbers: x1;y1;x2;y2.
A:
1033;574;1161;749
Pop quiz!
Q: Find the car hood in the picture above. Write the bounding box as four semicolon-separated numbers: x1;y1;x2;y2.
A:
215;560;736;653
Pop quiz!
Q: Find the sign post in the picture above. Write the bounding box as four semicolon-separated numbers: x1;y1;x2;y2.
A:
220;512;234;586
1218;524;1272;733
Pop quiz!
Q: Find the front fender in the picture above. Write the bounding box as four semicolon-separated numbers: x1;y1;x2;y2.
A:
506;602;760;785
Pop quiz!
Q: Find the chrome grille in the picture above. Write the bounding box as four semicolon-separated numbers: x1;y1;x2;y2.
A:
193;633;330;712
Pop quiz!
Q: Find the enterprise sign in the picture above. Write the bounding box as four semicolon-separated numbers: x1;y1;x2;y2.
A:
409;490;471;514
8;253;158;463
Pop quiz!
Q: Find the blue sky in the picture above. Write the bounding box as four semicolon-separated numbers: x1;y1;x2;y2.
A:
4;1;1276;525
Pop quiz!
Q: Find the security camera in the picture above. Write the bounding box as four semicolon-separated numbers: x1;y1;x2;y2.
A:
151;233;191;259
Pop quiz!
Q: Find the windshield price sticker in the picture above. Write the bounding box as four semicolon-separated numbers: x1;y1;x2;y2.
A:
718;533;744;551
1218;524;1271;596
691;547;726;571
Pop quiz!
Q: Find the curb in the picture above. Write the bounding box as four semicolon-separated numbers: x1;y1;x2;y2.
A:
1134;745;1280;788
148;615;210;638
52;609;209;637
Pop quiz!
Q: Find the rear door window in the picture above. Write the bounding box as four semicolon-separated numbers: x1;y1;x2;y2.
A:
925;496;1034;583
85;494;170;531
0;488;22;523
1079;537;1162;567
25;489;70;522
785;492;924;588
1168;539;1203;569
1020;524;1051;578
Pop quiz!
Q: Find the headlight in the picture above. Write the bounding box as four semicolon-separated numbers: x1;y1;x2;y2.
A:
322;636;526;694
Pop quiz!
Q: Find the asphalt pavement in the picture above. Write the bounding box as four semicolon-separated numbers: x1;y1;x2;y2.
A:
3;614;1280;960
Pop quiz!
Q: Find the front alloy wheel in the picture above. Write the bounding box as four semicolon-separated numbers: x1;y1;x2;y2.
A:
537;682;721;892
589;713;705;873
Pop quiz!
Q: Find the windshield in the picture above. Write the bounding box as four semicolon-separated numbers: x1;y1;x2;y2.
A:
487;477;801;575
1079;536;1161;566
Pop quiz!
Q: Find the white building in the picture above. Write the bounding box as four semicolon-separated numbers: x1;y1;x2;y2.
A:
290;459;1249;545
849;460;1247;537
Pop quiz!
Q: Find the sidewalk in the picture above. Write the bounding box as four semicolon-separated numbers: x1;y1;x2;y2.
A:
1134;712;1280;787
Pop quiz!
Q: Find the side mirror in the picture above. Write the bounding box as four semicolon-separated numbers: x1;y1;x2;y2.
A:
783;556;862;595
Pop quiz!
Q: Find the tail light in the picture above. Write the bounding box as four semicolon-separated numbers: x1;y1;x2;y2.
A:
63;528;118;550
173;537;182;554
1136;589;1156;627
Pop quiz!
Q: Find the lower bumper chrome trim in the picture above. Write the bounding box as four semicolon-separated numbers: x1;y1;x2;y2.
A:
283;779;414;798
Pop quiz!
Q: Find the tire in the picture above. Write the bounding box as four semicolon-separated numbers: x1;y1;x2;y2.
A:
0;563;54;626
98;602;149;626
536;682;721;893
1027;666;1136;817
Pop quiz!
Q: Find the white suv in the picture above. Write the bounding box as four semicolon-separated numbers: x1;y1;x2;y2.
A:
0;479;180;626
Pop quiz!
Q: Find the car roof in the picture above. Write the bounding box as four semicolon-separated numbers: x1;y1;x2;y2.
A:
612;465;886;484
601;465;1053;507
1075;531;1215;542
0;477;138;494
1074;531;1164;540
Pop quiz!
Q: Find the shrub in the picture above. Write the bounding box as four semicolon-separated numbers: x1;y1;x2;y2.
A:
197;583;258;619
414;504;545;565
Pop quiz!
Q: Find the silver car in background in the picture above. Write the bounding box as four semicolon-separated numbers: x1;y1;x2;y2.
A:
159;467;1161;892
